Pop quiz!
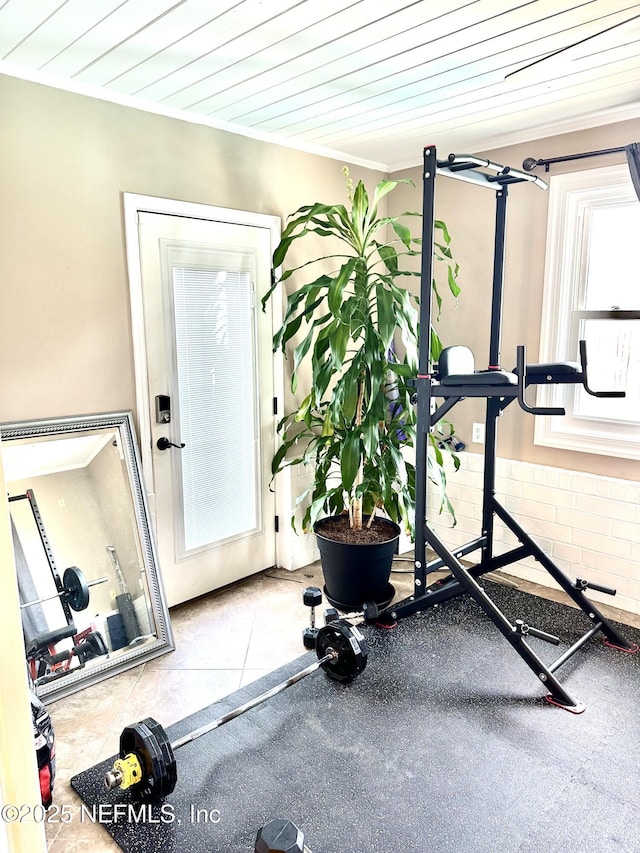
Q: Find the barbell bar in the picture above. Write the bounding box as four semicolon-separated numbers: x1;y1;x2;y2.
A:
104;620;367;801
20;567;108;612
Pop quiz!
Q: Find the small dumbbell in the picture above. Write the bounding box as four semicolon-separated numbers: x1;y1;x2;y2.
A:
302;586;322;648
324;601;380;625
255;818;312;853
438;434;465;452
324;606;340;624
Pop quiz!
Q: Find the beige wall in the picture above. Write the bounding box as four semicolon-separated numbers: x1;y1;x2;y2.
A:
391;118;640;481
0;74;384;426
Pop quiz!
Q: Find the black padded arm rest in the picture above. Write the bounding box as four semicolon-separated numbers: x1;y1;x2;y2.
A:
440;369;518;387
514;361;581;383
26;624;77;655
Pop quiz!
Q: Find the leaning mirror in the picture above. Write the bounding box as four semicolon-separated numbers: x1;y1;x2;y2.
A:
1;411;174;702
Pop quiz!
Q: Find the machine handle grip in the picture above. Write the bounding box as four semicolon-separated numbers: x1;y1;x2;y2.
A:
578;340;625;398
516;347;565;416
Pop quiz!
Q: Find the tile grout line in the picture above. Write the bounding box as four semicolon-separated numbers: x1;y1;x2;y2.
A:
239;575;265;682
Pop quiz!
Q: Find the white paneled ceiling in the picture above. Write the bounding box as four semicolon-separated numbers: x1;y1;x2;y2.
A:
1;0;639;170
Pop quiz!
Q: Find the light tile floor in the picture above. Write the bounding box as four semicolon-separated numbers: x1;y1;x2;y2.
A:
43;561;639;852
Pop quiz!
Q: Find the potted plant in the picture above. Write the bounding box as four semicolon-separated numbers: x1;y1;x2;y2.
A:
263;168;460;609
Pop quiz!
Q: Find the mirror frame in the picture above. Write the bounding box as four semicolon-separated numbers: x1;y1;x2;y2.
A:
1;410;175;702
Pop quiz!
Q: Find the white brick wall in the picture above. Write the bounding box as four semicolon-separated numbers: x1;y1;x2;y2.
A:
427;452;640;616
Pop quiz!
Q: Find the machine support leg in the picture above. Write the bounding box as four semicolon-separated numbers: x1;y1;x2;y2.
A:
425;525;585;710
491;497;633;650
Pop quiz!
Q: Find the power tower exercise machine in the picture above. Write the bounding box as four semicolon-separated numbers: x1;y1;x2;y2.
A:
380;146;637;712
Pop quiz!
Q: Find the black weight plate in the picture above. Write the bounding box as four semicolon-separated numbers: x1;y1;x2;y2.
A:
146;718;177;799
84;631;108;659
63;567;90;612
120;717;177;801
315;619;367;683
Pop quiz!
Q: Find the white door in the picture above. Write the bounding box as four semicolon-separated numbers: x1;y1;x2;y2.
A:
133;207;278;606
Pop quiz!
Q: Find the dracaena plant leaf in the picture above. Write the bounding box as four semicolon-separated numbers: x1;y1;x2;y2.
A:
264;167;461;535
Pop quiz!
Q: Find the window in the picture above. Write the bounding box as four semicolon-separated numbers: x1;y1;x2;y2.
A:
535;164;640;459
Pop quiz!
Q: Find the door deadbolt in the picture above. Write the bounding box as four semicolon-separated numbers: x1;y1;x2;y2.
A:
155;394;171;424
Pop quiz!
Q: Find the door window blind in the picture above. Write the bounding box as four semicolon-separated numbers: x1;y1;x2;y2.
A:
173;266;259;552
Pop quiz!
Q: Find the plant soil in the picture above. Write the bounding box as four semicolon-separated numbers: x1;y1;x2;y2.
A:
317;516;398;545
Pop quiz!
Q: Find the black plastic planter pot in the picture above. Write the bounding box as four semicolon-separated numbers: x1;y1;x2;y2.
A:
314;516;400;611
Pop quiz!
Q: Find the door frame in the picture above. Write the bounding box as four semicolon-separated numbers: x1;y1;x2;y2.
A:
122;192;292;572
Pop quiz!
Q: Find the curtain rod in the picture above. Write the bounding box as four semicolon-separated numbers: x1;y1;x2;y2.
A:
522;146;626;173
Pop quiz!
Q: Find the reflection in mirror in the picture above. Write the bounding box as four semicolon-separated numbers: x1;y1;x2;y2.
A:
1;412;174;703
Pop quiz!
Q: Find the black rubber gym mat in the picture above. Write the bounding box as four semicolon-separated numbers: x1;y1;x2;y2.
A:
71;580;640;852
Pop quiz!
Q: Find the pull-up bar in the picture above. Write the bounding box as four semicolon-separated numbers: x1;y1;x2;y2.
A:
437;153;548;190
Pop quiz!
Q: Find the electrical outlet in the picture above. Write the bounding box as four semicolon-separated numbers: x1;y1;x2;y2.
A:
472;422;485;444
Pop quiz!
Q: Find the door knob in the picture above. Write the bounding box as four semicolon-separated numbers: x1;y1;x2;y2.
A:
156;437;185;451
